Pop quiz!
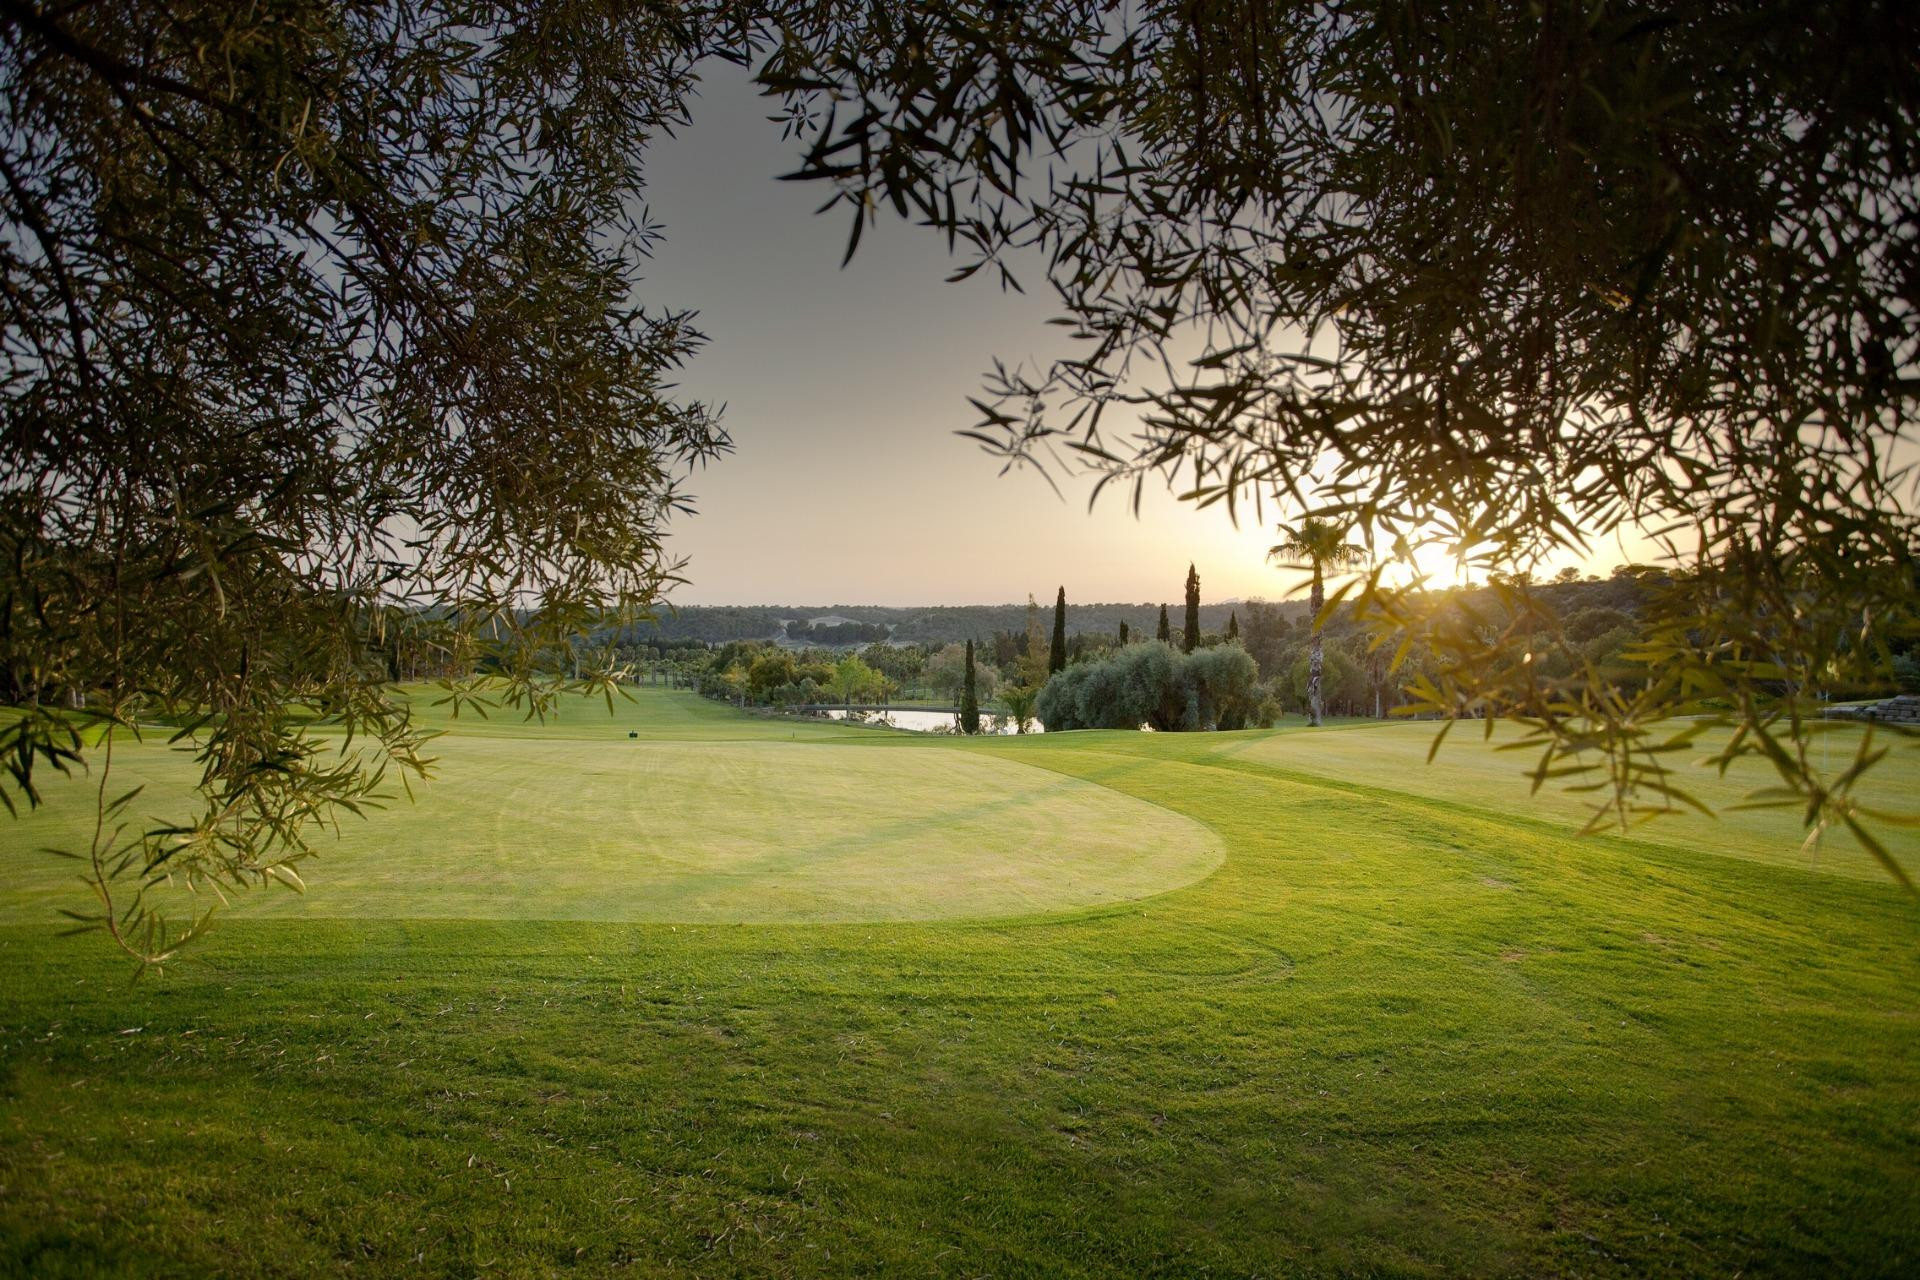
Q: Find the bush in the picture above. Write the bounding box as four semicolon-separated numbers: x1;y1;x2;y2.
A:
1105;643;1182;729
1566;606;1636;644
1895;654;1920;695
1033;664;1074;728
1182;645;1260;729
1035;642;1259;732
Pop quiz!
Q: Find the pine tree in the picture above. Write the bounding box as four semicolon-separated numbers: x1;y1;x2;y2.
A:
1049;587;1068;674
1226;612;1239;642
1118;621;1130;645
1156;604;1171;643
960;639;981;734
1183;563;1201;653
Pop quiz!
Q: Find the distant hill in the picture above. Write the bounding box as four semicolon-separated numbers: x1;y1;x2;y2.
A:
617;601;1312;649
613;576;1656;651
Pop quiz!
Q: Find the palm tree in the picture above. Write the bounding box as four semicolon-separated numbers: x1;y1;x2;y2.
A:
1000;683;1040;734
1268;517;1368;726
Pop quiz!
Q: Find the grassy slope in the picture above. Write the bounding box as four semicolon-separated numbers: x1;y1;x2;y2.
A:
0;690;1222;924
1229;717;1920;880
0;691;1915;1277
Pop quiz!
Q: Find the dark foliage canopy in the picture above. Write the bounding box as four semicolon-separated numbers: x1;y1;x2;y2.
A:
1182;563;1200;653
1048;586;1068;674
0;0;738;960
756;0;1920;879
959;637;980;734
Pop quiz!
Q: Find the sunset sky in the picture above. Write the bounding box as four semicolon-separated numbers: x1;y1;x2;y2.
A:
640;65;1651;607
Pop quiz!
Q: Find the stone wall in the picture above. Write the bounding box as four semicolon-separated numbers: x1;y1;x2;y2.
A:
1825;694;1920;724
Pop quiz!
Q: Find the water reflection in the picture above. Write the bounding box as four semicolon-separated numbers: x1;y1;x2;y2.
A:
819;708;1044;735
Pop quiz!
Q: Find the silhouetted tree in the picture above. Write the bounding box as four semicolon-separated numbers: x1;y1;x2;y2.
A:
960;639;981;735
1183;564;1201;652
1118;621;1130;645
1156;604;1171;644
1049;587;1068;674
758;3;1920;879
0;0;728;962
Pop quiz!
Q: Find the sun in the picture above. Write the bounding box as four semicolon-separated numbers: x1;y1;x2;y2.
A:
1382;533;1472;589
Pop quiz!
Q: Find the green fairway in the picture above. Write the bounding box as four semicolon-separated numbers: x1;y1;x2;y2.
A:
0;700;1224;924
1230;716;1920;880
1;689;1916;1276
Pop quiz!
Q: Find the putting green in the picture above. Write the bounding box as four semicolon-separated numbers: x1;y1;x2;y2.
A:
0;724;1224;924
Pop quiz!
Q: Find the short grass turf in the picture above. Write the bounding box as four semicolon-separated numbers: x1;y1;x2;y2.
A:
0;689;1916;1277
0;691;1222;923
1228;716;1920;880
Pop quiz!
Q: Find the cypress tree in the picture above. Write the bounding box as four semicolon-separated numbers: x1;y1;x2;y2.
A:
1227;611;1239;642
1183;563;1201;652
1118;620;1130;645
960;639;981;734
1156;604;1171;643
1049;587;1068;674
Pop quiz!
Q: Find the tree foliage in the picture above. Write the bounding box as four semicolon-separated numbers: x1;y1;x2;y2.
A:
1271;518;1369;727
1182;563;1200;654
1285;648;1366;721
926;641;997;704
1013;594;1043;688
1048;586;1068;674
832;654;884;705
999;682;1038;734
1036;641;1258;732
959;638;981;735
755;0;1920;879
0;0;736;961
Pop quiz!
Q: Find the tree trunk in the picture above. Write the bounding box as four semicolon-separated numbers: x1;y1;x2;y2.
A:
1307;570;1325;727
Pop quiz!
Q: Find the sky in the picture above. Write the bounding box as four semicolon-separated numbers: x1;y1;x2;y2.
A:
636;64;1648;608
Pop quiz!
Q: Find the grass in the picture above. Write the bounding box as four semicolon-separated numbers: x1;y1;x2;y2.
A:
1227;715;1920;880
1;688;1915;1276
0;692;1222;924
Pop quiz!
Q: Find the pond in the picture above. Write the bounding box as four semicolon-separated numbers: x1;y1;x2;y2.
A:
819;708;1045;735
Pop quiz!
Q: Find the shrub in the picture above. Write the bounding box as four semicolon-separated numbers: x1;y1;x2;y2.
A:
1566;606;1636;644
1182;645;1260;729
1106;643;1181;729
1035;642;1258;731
1034;661;1088;730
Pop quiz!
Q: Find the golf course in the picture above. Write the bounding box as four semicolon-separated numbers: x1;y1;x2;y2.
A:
1;688;1915;1275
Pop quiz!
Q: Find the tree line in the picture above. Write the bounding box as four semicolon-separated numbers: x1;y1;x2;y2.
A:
603;556;1916;737
612;601;1283;650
